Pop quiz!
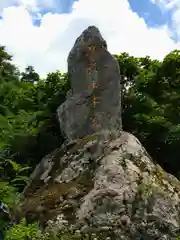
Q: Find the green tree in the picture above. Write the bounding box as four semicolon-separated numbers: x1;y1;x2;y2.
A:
21;66;40;83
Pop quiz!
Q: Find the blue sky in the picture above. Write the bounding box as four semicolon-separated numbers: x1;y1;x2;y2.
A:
43;0;77;13
0;0;179;76
129;0;178;41
129;0;170;27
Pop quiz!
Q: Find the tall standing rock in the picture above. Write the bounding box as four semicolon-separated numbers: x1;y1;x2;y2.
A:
57;26;122;141
17;27;180;239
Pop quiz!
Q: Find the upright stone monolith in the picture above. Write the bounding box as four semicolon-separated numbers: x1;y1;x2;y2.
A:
57;26;122;141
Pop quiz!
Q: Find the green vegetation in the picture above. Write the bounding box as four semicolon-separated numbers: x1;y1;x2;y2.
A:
1;45;180;238
4;219;43;240
5;218;110;240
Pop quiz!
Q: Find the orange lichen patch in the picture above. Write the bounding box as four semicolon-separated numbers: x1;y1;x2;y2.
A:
86;44;96;57
88;82;99;89
87;61;97;72
92;95;100;107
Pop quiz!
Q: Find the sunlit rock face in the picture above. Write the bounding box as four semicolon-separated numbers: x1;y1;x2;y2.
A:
57;26;122;141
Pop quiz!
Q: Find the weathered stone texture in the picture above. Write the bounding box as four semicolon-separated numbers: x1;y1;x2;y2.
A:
18;131;180;239
57;26;122;141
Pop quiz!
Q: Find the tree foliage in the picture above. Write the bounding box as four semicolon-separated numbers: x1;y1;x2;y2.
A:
0;46;70;190
115;50;180;175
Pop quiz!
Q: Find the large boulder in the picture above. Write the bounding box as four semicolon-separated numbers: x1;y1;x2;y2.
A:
16;26;180;239
17;131;180;239
57;26;122;141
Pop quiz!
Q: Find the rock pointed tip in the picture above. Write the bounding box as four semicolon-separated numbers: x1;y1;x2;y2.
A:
86;25;100;30
67;25;108;62
82;25;101;36
69;25;107;53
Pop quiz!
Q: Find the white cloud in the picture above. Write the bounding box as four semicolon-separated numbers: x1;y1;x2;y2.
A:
0;0;179;77
152;0;180;37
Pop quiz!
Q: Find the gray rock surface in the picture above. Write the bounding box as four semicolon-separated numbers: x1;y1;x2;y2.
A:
17;131;180;239
57;26;122;141
16;26;180;239
22;148;60;196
